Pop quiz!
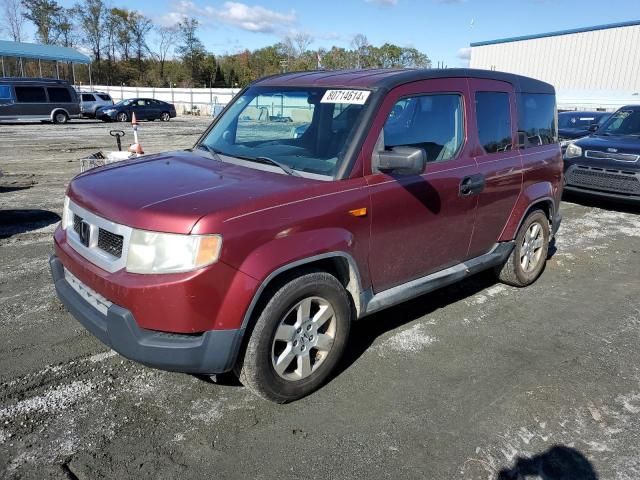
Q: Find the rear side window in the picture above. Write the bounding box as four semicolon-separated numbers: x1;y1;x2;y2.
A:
475;92;512;153
97;94;111;101
517;93;557;148
15;86;46;103
82;93;95;102
48;87;72;103
384;94;464;162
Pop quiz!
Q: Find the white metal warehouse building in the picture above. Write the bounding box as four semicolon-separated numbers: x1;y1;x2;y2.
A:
469;21;640;110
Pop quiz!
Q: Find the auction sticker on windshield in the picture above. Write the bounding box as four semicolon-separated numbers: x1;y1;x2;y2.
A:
321;90;370;105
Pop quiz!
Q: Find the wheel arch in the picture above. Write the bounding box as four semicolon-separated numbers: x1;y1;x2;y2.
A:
240;252;365;333
50;108;70;122
499;181;557;241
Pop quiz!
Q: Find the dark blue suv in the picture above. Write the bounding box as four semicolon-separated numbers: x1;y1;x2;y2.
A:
564;105;640;204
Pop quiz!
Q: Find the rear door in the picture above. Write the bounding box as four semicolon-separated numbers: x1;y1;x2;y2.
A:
364;79;479;292
145;99;161;119
466;80;523;258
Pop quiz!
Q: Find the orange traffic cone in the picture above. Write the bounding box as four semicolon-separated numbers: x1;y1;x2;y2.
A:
128;112;144;154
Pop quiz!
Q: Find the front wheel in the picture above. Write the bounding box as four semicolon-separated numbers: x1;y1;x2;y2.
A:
239;272;352;403
160;112;171;122
496;209;550;287
116;112;128;122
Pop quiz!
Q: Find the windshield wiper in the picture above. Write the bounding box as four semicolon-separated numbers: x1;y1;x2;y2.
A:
195;143;225;162
234;154;301;177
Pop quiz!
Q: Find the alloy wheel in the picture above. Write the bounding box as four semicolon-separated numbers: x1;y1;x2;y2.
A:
271;296;336;381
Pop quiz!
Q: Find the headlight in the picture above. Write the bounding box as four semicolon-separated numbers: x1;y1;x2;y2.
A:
126;230;222;274
564;143;582;159
61;196;71;230
103;108;116;114
560;139;572;148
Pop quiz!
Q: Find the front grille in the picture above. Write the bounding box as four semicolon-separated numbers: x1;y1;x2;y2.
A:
97;228;124;258
73;214;83;234
566;166;640;194
585;150;639;163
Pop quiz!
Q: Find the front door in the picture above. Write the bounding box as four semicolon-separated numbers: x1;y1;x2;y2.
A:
365;79;479;292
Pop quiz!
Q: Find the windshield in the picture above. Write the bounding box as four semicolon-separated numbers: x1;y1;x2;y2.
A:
199;86;371;179
596;109;640;136
558;112;608;129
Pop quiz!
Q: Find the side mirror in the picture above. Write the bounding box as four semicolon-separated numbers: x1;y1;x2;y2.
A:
375;146;426;175
588;123;599;132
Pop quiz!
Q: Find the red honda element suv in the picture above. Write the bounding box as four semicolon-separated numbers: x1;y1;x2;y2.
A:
51;69;563;402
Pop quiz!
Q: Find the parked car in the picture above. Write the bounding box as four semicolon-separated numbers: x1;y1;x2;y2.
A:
78;91;114;118
51;69;563;402
95;98;177;122
0;77;80;123
564;105;640;203
558;111;610;153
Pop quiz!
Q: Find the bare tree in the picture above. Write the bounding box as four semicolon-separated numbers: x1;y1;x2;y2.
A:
351;33;369;69
293;32;313;57
1;0;26;41
155;25;178;81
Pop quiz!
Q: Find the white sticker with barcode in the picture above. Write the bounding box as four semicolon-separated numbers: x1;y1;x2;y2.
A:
321;90;370;105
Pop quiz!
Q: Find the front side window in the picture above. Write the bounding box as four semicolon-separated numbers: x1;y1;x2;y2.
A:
97;94;111;101
475;91;512;153
48;87;71;103
517;93;557;148
81;93;95;102
15;86;46;103
200;87;371;178
383;94;464;162
597;109;640;136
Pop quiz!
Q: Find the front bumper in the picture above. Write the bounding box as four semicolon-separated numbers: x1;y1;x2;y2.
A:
563;161;640;203
96;111;117;121
50;255;244;374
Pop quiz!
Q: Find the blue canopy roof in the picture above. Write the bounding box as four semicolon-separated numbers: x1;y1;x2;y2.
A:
0;40;91;64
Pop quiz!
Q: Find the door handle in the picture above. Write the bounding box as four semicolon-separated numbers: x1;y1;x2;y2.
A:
459;174;485;196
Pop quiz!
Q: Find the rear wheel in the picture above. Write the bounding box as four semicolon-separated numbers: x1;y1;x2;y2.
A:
53;111;68;124
496;209;550;287
160;112;171;122
239;272;351;403
116;112;128;122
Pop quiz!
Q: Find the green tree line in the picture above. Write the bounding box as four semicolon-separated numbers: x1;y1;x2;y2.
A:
0;0;431;87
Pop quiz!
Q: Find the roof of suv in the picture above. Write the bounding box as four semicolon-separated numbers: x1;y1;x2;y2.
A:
254;68;554;94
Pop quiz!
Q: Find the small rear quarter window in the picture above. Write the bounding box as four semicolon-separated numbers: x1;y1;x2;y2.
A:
48;87;72;103
517;93;557;148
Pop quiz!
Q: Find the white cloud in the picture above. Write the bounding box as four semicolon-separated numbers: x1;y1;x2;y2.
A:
457;47;471;60
161;1;296;33
365;0;398;6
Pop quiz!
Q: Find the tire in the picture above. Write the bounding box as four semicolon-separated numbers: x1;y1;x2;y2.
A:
496;209;550;287
53;111;68;124
160;112;171;122
116;112;128;122
239;272;352;403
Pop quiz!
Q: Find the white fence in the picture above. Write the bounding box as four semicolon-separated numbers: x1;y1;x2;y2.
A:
77;85;239;116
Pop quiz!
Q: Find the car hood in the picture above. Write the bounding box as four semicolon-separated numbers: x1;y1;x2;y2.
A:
559;128;589;139
574;134;640;154
68;150;322;234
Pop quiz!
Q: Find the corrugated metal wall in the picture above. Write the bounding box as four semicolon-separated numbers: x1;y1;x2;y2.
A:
470;24;640;91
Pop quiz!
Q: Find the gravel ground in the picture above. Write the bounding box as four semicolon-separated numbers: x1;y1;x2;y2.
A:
1;118;639;480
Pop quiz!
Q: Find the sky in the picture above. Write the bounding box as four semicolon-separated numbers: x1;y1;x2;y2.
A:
40;0;640;67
